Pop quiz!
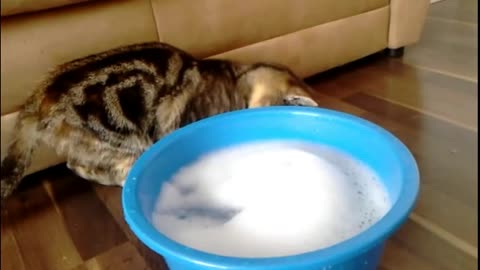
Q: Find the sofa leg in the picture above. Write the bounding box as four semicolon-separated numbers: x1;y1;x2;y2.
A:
385;47;405;58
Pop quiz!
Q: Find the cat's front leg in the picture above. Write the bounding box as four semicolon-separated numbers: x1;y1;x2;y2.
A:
113;156;136;187
66;155;135;187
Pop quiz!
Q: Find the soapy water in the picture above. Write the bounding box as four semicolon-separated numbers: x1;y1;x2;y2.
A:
152;141;391;258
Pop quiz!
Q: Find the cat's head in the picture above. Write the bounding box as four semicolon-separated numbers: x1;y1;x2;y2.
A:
239;63;318;108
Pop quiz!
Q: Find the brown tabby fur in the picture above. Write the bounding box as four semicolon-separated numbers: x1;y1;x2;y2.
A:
0;41;318;202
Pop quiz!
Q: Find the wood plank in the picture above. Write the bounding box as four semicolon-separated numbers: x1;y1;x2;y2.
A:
93;186;170;270
306;53;386;99
428;0;477;24
368;60;476;129
310;56;478;129
380;239;441;270
308;88;364;114
44;166;128;261
393;217;478;270
342;92;476;146
402;17;477;82
0;171;83;270
1;221;26;270
414;184;477;247
71;242;149;270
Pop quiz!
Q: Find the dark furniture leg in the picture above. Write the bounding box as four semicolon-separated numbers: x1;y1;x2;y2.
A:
385;47;405;58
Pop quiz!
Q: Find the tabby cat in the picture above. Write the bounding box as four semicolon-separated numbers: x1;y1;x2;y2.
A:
0;41;318;202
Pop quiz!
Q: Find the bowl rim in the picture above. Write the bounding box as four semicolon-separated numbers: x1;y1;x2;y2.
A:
122;106;420;268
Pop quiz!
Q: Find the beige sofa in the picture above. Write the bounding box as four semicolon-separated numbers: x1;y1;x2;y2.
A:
1;0;430;177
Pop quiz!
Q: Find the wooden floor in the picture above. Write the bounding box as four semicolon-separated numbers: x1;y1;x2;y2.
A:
1;1;477;269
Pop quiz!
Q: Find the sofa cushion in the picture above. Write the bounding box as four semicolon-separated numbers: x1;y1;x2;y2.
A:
1;0;159;115
211;7;389;79
1;0;92;17
151;0;389;58
389;0;430;49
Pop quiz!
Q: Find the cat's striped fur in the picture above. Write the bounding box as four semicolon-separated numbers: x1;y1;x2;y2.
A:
0;41;318;202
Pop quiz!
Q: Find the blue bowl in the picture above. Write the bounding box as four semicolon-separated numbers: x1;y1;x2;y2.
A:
122;106;419;270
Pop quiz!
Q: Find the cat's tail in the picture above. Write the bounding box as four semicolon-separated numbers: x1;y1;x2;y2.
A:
1;112;41;203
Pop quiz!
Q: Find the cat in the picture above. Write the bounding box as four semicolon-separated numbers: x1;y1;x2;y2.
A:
0;41;318;202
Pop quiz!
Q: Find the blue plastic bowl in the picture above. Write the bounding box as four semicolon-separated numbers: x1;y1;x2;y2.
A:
122;106;419;270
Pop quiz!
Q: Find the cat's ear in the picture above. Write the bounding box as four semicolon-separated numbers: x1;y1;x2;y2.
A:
283;94;318;107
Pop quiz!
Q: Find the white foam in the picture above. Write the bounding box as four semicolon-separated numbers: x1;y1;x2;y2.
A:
152;141;391;257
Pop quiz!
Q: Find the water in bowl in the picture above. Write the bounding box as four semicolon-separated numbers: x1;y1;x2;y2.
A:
152;141;391;258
